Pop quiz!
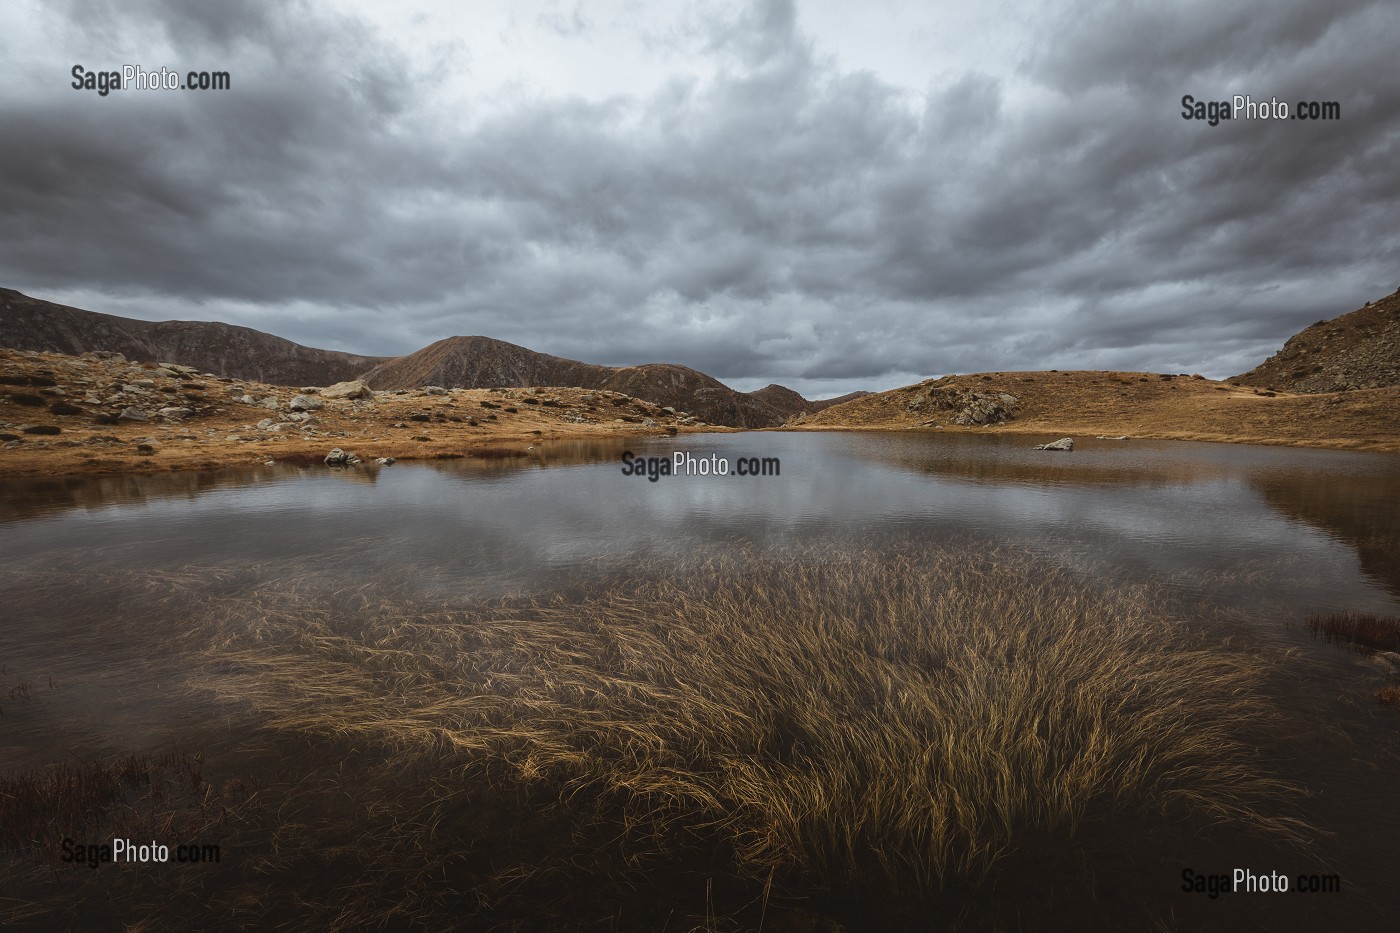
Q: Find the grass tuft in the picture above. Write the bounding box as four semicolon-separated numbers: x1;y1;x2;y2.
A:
1306;611;1400;653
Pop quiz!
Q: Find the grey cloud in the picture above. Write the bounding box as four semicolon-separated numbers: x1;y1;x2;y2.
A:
2;0;1398;398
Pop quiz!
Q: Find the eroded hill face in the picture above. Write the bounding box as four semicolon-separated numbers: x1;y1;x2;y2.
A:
1233;288;1400;392
0;288;386;386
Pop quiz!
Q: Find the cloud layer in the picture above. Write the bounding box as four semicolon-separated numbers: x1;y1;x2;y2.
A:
3;0;1397;395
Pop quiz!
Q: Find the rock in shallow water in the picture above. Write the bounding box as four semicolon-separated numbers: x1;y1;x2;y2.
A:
1034;437;1075;451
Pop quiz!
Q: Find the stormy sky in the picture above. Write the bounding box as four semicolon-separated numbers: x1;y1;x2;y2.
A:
2;0;1397;397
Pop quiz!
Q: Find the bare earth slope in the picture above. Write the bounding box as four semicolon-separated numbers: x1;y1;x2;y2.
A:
363;336;788;428
1233;287;1400;392
0;288;387;386
807;370;1400;453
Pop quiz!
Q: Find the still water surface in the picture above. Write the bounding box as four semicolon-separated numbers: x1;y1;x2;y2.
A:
2;431;1399;928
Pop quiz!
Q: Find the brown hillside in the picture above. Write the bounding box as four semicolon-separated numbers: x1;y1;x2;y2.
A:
0;347;716;478
1233;287;1400;392
815;390;873;409
807;370;1400;452
603;365;785;428
746;385;873;419
748;383;817;419
0;287;386;386
364;336;787;428
362;336;603;390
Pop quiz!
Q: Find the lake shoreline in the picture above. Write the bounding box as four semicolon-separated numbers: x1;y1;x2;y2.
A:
3;347;1397;478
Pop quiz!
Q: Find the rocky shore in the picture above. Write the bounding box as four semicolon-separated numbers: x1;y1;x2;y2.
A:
0;348;719;476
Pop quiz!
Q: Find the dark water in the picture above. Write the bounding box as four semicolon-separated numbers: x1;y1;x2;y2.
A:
2;431;1399;930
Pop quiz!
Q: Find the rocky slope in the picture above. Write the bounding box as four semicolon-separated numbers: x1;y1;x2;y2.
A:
805;369;1399;452
0;288;386;386
3;291;829;429
1232;287;1400;392
363;336;789;428
0;347;709;477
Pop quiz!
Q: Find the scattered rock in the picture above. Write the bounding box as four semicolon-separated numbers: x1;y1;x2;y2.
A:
375;457;396;466
322;380;373;400
423;386;448;395
324;447;362;466
118;406;150;422
1034;437;1075;451
289;394;325;411
158;407;193;418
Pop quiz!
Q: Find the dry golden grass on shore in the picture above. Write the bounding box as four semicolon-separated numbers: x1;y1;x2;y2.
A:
801;371;1400;453
190;546;1303;894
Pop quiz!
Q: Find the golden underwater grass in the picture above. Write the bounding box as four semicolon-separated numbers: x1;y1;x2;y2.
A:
190;545;1301;893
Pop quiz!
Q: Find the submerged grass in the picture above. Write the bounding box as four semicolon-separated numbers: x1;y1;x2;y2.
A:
1306;611;1400;654
191;545;1300;900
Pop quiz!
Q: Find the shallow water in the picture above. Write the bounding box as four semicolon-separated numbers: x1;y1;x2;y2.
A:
3;431;1399;930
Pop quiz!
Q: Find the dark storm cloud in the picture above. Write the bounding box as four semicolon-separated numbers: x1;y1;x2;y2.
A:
2;0;1398;395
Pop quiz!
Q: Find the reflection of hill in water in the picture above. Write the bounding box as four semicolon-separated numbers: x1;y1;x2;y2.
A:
0;468;279;523
1250;472;1400;601
856;434;1241;489
0;438;637;523
862;434;1400;601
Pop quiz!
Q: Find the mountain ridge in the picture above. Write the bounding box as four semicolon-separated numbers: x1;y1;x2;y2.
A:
0;287;387;386
0;288;824;428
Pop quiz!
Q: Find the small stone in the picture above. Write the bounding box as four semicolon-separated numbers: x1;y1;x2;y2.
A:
1033;437;1075;451
118;407;150;422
